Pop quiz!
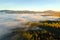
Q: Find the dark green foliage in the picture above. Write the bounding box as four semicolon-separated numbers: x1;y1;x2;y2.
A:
7;21;60;40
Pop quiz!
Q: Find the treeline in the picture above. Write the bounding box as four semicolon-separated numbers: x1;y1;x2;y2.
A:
12;28;60;40
10;20;60;40
26;20;60;28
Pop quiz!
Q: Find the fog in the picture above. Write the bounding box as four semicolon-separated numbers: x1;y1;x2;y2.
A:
0;13;59;39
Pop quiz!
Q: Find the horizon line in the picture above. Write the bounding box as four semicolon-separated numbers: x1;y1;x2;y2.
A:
0;9;60;12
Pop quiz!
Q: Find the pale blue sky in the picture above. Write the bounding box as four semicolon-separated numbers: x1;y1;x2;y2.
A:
0;0;60;11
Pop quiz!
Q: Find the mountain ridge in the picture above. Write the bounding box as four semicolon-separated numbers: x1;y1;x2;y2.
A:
0;10;60;13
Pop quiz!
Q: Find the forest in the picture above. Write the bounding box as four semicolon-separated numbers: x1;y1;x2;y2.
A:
10;20;60;40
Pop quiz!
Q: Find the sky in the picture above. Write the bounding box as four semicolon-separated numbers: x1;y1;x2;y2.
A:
0;0;60;11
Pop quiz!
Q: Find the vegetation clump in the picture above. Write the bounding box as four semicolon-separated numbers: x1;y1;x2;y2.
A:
11;21;60;40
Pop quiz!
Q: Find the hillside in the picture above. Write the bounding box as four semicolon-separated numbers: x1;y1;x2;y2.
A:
1;21;60;40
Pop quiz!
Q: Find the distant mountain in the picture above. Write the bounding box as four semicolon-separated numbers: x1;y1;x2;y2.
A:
42;10;56;13
41;10;60;17
0;10;60;14
0;10;41;13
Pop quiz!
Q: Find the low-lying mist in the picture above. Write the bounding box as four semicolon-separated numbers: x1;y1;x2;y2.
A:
0;13;60;39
